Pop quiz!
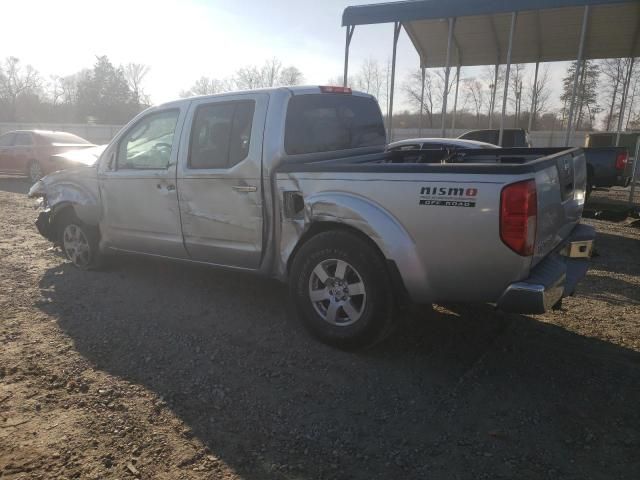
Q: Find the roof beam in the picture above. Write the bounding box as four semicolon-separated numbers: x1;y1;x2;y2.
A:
342;0;630;26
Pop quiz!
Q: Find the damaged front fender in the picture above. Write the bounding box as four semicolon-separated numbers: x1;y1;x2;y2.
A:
28;167;102;237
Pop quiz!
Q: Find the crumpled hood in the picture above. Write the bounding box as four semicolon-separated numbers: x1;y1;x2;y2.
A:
28;163;99;200
51;144;107;166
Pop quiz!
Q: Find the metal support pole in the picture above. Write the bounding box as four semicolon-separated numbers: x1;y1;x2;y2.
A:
441;18;455;137
498;12;517;147
451;65;461;131
489;63;499;128
387;22;402;141
419;66;426;137
629;136;640;208
616;57;635;146
564;5;590;146
343;25;355;87
528;61;540;132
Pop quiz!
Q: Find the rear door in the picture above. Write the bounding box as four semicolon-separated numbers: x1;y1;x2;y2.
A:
176;93;268;269
0;133;16;172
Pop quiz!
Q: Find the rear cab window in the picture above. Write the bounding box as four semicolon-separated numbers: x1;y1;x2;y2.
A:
284;94;386;155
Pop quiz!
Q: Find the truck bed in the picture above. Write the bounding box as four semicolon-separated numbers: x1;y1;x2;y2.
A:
277;147;587;304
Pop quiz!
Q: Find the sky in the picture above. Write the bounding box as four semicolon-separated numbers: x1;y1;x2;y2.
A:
0;0;570;112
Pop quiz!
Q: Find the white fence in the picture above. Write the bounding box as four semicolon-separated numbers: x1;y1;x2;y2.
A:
0;123;591;148
0;123;122;145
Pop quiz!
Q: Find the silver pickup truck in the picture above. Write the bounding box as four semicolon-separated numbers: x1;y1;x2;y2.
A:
29;86;595;349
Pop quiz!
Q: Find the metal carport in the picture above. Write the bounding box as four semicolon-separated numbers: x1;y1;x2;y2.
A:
341;0;640;146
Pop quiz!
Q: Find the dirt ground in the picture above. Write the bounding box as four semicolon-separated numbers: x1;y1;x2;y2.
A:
0;176;639;480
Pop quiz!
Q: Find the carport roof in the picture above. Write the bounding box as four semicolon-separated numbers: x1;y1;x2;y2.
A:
342;0;640;67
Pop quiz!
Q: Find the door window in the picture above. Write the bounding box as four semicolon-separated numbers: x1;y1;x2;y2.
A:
117;110;179;170
14;133;32;146
188;100;255;169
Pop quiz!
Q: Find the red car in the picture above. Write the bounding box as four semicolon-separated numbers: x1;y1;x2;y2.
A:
0;130;95;182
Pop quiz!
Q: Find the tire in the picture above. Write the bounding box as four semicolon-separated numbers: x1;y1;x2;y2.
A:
289;230;396;349
27;160;44;183
56;211;102;270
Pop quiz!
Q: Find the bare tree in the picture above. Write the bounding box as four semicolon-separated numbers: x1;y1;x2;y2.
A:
61;72;83;105
624;66;640;130
463;78;486;126
123;63;150;106
354;58;387;102
260;58;283;87
433;67;457;114
525;64;552;129
180;76;225;98
278;66;303;86
233;66;263;90
0;56;41;121
509;64;526;126
482;65;504;124
599;58;627;130
403;69;435;127
48;75;64;106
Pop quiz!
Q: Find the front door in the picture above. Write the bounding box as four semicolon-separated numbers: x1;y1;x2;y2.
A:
98;107;188;258
176;93;267;269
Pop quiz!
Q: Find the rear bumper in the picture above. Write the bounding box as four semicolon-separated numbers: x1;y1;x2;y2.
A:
496;224;595;314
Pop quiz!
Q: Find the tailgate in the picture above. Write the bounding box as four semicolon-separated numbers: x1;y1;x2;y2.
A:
532;149;586;266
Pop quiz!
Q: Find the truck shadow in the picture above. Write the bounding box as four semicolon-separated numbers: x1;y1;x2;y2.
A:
36;255;640;479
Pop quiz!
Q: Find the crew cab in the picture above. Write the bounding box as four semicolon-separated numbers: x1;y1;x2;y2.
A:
29;86;595;349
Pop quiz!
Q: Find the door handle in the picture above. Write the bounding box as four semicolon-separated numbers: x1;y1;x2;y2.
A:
232;185;257;193
157;183;176;191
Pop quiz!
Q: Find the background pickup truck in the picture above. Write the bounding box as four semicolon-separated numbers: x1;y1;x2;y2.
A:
457;129;631;196
584;132;637;194
29;86;595;349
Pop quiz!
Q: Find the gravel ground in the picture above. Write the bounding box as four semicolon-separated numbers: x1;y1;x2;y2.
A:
0;176;639;480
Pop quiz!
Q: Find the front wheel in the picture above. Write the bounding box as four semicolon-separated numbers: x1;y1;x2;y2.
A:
289;230;396;349
57;214;102;270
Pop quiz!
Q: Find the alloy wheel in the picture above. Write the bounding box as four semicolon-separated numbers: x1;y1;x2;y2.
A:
308;258;367;326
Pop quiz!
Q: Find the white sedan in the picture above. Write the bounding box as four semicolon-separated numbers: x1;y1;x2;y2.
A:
387;137;498;152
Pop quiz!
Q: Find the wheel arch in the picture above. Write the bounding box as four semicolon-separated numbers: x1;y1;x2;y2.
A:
282;192;429;303
287;221;411;305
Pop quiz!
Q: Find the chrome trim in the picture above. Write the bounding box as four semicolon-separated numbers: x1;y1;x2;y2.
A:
232;185;258;193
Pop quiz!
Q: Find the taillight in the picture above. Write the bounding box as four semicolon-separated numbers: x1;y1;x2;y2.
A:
615;151;628;170
500;179;537;256
319;86;352;94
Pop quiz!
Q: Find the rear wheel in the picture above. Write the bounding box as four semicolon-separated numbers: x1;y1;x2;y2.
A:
57;212;102;270
289;230;396;349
